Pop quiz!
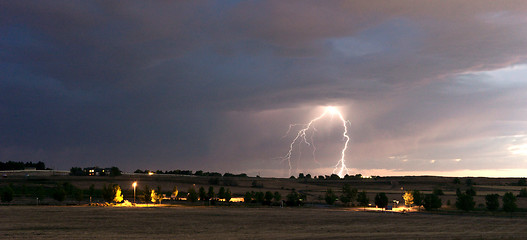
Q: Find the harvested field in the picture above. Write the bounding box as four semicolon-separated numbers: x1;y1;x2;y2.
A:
1;205;526;239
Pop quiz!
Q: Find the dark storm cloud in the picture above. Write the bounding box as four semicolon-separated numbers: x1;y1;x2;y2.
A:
1;1;527;175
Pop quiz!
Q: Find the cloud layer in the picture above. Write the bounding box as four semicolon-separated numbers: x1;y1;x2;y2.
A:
1;1;527;176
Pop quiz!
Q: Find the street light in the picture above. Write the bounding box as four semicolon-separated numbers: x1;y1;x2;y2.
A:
132;181;137;204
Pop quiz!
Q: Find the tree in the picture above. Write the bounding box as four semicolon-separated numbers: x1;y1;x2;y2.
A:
264;191;274;204
273;191;281;202
485;194;499;211
403;191;414;206
502;192;517;213
423;194;441;211
143;185;152;203
453;177;461;184
286;189;302;206
518;178;526;186
412;190;424;210
465;187;476;197
113;185;123;203
151;190;162;204
187;187;198;202
109;166;122;176
325;188;337;205
433;188;444;196
244;191;253;204
52;185;66;202
518;188;527;197
74;189;84;203
357;191;369;208
1;186;14;202
69;167;85;176
172;186;179;199
254;191;264;203
340;184;358;206
456;192;475;211
88;184;96;198
374;193;389;209
224;188;232;203
218;187;226;199
207;186;215;200
199;187;207;201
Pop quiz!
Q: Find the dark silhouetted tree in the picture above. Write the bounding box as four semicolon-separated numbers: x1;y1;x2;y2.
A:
502;192;517;213
69;167;85;176
423;194;441;211
340;184;358;206
453;177;461;184
374;192;389;209
357;191;369;208
325;188;337;205
207;186;215;200
254;191;264;203
273;191;281;202
465;187;476;197
187;187;198;202
199;187;207;201
143;185;152;203
433;188;444;196
244;191;253;204
1;185;14;202
218;187;225;199
412;190;424;210
485;194;499;211
224;188;232;203
518;178;526;186
456;191;475;211
264;191;274;205
286;189;302;206
518;188;527;197
52;185;66;202
110;166;121;176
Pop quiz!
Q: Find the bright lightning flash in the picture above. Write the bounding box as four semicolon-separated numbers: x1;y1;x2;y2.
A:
281;106;351;178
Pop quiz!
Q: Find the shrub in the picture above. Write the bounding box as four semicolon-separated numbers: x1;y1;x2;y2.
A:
518;188;527;197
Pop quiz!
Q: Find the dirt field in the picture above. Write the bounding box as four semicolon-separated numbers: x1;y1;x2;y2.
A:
1;205;526;239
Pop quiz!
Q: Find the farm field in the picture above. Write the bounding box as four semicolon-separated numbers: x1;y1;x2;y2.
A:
1;205;526;239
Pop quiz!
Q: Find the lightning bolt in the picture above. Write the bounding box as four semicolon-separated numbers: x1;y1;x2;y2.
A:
281;106;351;178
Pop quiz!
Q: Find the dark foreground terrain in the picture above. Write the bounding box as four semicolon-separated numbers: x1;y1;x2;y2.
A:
1;205;526;239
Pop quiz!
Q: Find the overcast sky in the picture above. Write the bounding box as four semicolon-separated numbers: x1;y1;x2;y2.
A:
2;1;527;177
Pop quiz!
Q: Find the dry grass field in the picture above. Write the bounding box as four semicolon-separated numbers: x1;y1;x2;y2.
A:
1;205;526;239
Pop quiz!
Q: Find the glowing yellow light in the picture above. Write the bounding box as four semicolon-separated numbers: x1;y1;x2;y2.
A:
148;172;154;175
132;182;137;188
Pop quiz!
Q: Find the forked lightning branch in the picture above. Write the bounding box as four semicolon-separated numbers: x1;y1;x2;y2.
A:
281;106;351;178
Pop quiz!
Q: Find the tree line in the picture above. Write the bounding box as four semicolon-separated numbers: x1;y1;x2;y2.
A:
0;161;48;171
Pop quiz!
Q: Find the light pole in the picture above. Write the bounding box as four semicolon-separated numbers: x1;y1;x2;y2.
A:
132;181;137;204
